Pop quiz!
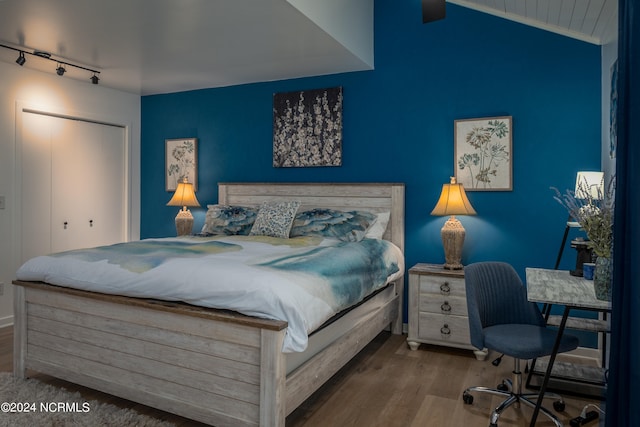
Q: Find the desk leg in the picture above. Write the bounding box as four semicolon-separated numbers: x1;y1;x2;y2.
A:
530;306;570;427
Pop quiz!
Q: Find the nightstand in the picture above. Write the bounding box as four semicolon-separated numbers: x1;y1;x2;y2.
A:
407;263;487;360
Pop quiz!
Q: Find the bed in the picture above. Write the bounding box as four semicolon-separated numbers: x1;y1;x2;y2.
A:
13;182;405;427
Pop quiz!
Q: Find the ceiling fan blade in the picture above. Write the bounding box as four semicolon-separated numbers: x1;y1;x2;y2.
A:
422;0;446;23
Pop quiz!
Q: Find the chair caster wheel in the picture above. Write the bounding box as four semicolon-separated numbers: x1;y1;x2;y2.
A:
553;400;565;412
497;382;509;392
462;392;474;405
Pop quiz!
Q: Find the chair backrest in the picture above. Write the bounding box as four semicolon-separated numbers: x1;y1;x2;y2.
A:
464;262;546;350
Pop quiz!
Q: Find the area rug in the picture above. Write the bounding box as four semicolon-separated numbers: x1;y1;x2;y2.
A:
0;372;175;426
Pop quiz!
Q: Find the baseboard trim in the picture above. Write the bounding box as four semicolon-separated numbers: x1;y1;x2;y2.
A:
0;315;14;329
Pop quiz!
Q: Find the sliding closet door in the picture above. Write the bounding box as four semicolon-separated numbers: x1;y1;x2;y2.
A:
49;119;126;252
89;123;126;247
21;112;56;261
21;110;127;260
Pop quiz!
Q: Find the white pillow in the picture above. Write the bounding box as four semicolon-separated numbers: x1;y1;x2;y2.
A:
365;212;390;240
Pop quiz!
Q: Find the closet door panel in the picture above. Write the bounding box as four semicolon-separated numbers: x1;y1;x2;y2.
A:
50;119;95;252
90;124;126;247
21;112;56;260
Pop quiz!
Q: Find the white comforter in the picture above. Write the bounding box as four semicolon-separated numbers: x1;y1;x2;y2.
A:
16;235;404;352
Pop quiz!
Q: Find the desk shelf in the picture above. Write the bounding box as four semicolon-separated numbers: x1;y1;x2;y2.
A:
528;358;607;399
546;315;609;333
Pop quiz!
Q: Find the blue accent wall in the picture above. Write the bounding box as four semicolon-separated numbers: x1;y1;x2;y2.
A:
141;2;601;338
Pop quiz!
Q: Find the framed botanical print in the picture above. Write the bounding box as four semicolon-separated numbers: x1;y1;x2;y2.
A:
454;116;512;191
166;138;198;191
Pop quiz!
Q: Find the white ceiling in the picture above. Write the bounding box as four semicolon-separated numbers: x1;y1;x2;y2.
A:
0;0;375;95
450;0;618;45
0;0;617;96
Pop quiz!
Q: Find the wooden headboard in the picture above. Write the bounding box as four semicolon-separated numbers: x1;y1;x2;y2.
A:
218;182;405;253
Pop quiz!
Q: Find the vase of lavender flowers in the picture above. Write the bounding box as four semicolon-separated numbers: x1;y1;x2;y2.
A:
552;175;615;301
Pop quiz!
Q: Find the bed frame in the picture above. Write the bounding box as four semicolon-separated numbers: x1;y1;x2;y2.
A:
13;182;405;427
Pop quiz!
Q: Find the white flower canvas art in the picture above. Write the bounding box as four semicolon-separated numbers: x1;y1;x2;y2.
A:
273;86;343;167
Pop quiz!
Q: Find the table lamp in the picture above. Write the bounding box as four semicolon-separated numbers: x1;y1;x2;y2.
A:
431;177;477;270
167;178;200;236
575;171;604;200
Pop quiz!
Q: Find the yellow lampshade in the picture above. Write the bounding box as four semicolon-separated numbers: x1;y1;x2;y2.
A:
431;177;477;216
431;177;476;270
167;179;200;208
167;178;200;236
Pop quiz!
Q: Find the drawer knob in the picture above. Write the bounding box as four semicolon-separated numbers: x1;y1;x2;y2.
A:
441;301;452;313
440;282;451;295
440;324;451;336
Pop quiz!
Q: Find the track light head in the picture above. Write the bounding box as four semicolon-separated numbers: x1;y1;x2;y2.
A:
16;51;26;66
90;74;99;85
56;65;66;76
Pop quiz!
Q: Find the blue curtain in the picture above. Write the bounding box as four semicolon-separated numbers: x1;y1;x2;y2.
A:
606;1;640;425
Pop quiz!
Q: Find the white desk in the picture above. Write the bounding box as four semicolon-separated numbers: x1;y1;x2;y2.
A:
526;268;611;311
525;268;611;426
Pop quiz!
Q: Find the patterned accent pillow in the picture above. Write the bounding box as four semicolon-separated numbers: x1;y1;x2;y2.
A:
201;205;258;235
290;208;377;242
249;200;301;238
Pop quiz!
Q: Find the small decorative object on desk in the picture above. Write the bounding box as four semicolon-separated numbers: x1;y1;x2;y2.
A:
583;262;595;280
552;172;615;301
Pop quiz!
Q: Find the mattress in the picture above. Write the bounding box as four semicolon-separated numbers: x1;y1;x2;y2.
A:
16;235;404;352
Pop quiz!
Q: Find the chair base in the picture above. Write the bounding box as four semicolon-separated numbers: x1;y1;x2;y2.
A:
462;359;567;427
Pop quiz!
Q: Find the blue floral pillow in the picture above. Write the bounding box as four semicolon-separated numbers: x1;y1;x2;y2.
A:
249;200;301;238
201;205;258;235
290;209;377;242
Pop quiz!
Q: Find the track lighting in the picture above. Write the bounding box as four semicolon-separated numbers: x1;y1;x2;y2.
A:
16;51;26;66
2;43;100;84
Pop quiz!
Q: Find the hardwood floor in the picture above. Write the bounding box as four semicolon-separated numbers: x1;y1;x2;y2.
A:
0;326;603;426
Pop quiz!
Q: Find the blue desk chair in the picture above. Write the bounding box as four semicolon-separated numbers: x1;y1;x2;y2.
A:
462;262;580;427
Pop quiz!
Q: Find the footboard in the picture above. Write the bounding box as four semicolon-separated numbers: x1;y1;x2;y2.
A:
285;279;400;414
13;281;288;427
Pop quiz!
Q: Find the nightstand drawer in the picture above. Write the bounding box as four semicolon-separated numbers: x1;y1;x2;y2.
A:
419;294;468;316
417;313;471;345
418;275;465;298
